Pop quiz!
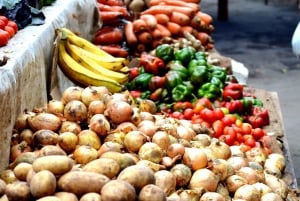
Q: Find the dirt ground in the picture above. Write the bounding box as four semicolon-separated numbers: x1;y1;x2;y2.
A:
201;0;300;187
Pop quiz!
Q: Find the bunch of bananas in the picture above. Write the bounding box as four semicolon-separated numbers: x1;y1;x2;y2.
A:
56;28;129;93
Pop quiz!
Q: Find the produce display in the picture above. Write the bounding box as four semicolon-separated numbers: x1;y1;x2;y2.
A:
0;15;18;47
0;0;299;200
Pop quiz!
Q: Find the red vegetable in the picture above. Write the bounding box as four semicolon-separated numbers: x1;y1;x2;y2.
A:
223;83;244;100
139;54;166;75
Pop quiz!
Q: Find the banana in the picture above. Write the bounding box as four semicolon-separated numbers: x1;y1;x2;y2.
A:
66;41;127;71
57;28;118;59
57;39;124;93
65;40;129;84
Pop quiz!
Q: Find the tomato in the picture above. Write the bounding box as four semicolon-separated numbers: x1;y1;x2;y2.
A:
0;16;8;26
129;67;140;80
4;26;15;38
213;108;225;120
251;127;266;140
223;126;237;139
170;111;184;119
195;97;213;109
0;29;10;47
183;108;194;120
193;103;205;114
0;20;5;29
7;21;18;33
219;134;235;146
200;108;216;124
240;122;252;135
244;137;256;148
221;114;237;127
212;120;224;138
174;101;193;111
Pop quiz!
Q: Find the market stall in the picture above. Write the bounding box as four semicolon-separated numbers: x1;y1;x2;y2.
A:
0;0;299;200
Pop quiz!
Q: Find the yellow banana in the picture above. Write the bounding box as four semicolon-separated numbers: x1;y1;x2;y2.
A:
66;41;127;71
65;40;129;84
57;28;116;59
57;39;123;93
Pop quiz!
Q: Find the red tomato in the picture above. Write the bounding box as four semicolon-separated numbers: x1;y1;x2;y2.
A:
221;114;237;127
212;120;224;138
195;97;213;109
200;108;216;124
251;128;266;140
170;111;184;119
223;126;237;139
213;108;225;120
219;134;235;146
244;137;256;148
183;108;194;120
0;20;5;29
129;67;139;80
193;103;205;114
7;21;18;33
0;29;10;47
236;133;244;143
0;16;8;26
4;26;15;38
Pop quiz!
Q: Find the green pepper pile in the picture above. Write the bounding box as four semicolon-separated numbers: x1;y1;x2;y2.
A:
126;44;229;105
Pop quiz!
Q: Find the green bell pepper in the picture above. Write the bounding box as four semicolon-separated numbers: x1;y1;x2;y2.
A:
197;83;221;100
155;44;174;63
188;59;207;70
189;65;210;87
172;84;192;102
211;66;227;83
210;77;224;89
174;46;195;64
165;71;183;90
133;73;153;90
194;51;207;60
140;90;151;99
167;60;188;80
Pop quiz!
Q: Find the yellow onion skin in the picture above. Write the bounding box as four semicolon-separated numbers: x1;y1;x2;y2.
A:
189;168;219;192
154;170;176;196
89;114;110;137
73;145;99;165
64;100;88;124
138;142;164;164
61;86;83;104
28;113;61;132
170;164;192;188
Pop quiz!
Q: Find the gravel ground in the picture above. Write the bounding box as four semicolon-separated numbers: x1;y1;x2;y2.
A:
201;0;300;187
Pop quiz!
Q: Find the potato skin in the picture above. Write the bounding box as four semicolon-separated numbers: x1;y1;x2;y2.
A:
0;179;6;196
101;180;136;201
32;155;74;175
30;170;57;198
79;192;101;201
58;171;110;197
55;192;78;201
82;158;120;179
13;162;32;181
36;196;62;201
5;181;31;201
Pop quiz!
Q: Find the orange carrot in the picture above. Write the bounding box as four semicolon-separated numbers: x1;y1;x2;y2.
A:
93;28;124;45
170;11;190;26
98;3;128;16
195;31;211;46
95;26;115;36
124;21;138;47
161;5;195;17
137;31;153;44
97;0;124;6
156;0;199;12
140;14;157;30
132;19;148;33
180;26;194;35
140;6;173;16
150;28;162;39
99;11;123;23
155;24;171;38
181;0;200;3
195;11;213;25
166;22;181;36
99;45;129;57
154;14;170;25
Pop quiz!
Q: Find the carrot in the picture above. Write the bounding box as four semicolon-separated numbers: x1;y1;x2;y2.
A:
99;45;129;57
156;0;199;12
160;5;195;17
132;19;148;33
93;28;124;45
166;22;181;36
170;11;190;26
98;3;128;16
180;26;194;35
97;0;124;6
155;24;171;38
150;28;162;39
154;14;169;25
124;21;138;47
140;6;172;16
140;14;157;30
137;31;153;44
99;11;123;23
181;0;200;3
195;31;211;46
95;26;115;36
195;11;213;25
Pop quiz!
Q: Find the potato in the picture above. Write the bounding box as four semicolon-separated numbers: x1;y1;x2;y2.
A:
58;171;110;197
139;184;167;201
55;192;78;201
25;168;36;184
79;192;101;201
100;151;135;170
32;155;74;175
30;170;57;198
82;158;120;179
36;196;62;201
39;145;67;156
117;165;155;191
101;180;136;201
5;181;30;201
13;162;32;181
0;179;6;196
0;195;8;201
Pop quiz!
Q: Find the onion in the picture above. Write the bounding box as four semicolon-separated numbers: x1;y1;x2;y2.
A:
140;111;155;121
176;125;196;141
14;110;36;131
170;164;192;187
105;100;133;125
152;131;170;151
131;107;142;126
208;138;231;160
104;132;126;145
89;114;110;137
138;120;158;138
236;167;261;184
73;145;99;164
264;153;286;177
192;134;211;147
98;141;124;156
154;170;176;196
245;146;267;165
252;182;272;197
207;158;234;181
137;160;165;172
8;152;38;169
59;121;81;134
183;147;207;171
261;192;283;201
28;112;61;132
138;142;163;163
161;155;181;168
227;156;249;171
179;189;203;201
200;192;225;201
64;100;88;124
87;100;105;118
58;132;79;153
139;99;157;114
166;143;185;159
216;182;231;200
225;175;248;193
33;129;59;149
104;93;129;108
124;130;148;153
111;121;137;134
0;169;18;184
264;173;288;199
10;141;32;163
233;184;260;201
19;129;34;147
77;129;101;150
61;86;83;104
81;86;105;106
230;145;245;157
47;100;64;115
189;168;219;192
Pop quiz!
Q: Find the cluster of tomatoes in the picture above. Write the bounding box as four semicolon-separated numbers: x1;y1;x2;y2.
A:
163;97;270;153
0;16;18;47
